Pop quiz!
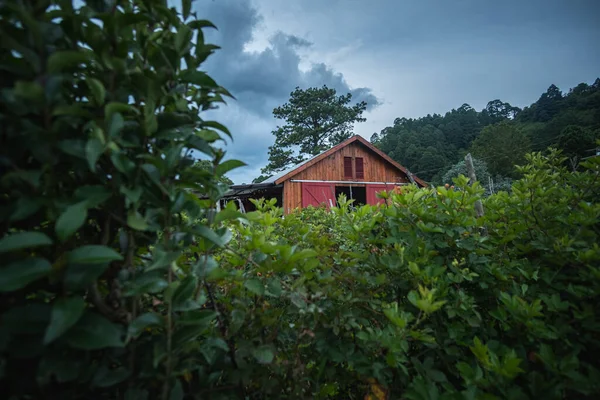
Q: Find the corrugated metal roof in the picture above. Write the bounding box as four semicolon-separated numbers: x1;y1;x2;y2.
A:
261;151;325;184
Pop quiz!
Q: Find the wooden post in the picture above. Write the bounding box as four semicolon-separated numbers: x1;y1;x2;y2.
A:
465;153;484;217
406;170;416;185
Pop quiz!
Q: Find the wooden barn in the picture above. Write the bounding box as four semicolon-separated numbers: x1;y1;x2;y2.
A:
221;135;427;214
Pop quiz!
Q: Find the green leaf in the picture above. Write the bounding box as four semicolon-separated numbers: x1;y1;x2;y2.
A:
127;313;163;339
196;129;222;143
0;258;51;292
92;365;131;388
142;163;168;194
252;345;275;364
216;159;246;177
120;186;143;205
188;19;217;30
214;208;244;224
499;351;524;378
107;112;125;138
111;152;136;175
127;209;149;231
194;225;231;247
123;272;168;296
170;379;183;400
229;309;245;335
2;169;43;188
53;104;94;118
75;185;112;208
407;290;419;307
64;263;109;290
266;279;282;297
47;50;92;73
244;279;264;296
86;78;105;105
203;120;232;137
182;0;192;20
290;293;306;309
105;102;138;121
179;69;218;87
172;276;197;309
175;24;192;54
172;325;206;347
64;312;124;349
470;337;490;367
177;309;216;328
44;297;86;344
148;250;181;271
0;231;52;253
9;197;42;221
55;202;88;241
57;139;86;158
85;138;104;172
68;245;123;264
14;80;44;102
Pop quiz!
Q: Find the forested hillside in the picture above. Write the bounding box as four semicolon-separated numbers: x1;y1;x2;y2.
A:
372;79;600;183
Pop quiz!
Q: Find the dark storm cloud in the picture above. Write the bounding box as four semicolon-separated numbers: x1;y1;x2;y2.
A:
193;0;381;183
197;0;379;114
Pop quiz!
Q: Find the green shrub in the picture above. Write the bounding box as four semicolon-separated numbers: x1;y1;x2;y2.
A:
215;153;600;399
1;1;600;399
0;0;242;398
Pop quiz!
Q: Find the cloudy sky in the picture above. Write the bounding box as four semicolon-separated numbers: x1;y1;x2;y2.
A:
193;0;600;184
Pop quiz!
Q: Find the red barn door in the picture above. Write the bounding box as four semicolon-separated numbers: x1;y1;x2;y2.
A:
366;184;390;205
301;183;336;209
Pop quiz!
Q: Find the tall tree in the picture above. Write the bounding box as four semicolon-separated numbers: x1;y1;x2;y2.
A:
533;84;564;122
557;125;598;166
482;99;521;123
261;85;367;175
470;121;530;178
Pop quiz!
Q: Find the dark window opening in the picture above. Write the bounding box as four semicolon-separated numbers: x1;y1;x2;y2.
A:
343;157;353;178
355;157;364;179
335;186;366;207
219;186;283;213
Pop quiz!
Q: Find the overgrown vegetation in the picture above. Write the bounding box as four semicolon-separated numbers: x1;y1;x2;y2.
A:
1;1;600;400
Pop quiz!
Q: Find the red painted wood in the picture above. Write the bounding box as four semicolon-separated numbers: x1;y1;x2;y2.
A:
366;184;390;205
301;183;336;209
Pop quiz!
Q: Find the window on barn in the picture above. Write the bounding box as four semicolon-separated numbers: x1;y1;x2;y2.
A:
343;157;353;178
355;157;364;179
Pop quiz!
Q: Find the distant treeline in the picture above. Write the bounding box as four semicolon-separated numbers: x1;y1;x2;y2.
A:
372;79;600;183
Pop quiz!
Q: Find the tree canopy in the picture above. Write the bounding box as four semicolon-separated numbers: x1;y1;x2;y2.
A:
557;125;598;165
373;79;600;184
470;121;530;178
261;86;367;176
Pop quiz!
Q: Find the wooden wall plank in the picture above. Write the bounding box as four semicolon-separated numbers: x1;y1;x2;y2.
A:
283;142;410;213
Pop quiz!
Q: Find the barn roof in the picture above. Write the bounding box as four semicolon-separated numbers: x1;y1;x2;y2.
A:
260;152;323;184
268;135;427;187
